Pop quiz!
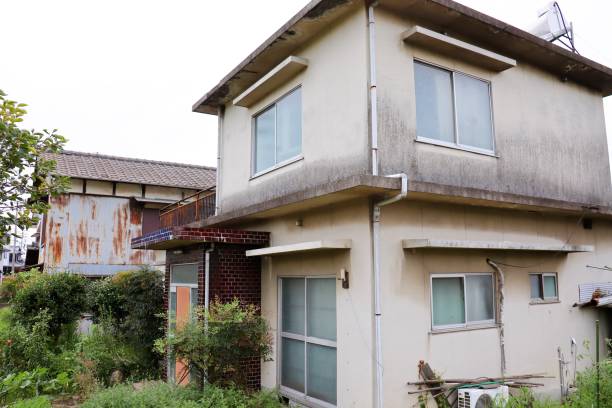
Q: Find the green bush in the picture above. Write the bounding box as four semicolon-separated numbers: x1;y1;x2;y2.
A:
9;396;51;408
0;368;73;405
81;382;283;408
12;273;88;340
88;269;165;380
0;270;44;304
566;358;612;408
157;298;272;389
80;319;147;386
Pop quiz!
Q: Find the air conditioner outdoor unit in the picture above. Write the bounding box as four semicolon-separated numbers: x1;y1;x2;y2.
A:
458;385;509;408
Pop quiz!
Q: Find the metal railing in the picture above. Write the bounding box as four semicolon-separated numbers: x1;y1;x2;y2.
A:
159;188;216;228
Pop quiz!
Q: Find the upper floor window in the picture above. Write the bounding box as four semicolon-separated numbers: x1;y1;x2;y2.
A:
414;61;494;153
253;87;302;175
530;273;558;302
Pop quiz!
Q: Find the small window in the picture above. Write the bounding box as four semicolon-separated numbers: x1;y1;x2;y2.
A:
253;87;302;175
414;61;494;153
431;274;495;330
530;273;558;301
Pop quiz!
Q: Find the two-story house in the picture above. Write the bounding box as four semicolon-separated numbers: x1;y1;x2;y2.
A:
41;151;215;276
133;1;612;407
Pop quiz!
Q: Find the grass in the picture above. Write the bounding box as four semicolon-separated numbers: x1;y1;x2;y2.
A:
0;306;12;333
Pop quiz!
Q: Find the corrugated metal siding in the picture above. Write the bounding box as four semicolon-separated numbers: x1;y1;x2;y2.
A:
578;282;612;303
44;194;164;274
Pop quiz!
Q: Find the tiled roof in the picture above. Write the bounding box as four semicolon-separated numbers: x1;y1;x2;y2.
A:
43;150;216;190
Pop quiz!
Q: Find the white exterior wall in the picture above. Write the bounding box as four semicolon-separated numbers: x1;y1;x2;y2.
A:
249;201;612;407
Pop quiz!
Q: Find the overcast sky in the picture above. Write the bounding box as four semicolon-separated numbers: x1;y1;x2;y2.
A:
2;0;611;168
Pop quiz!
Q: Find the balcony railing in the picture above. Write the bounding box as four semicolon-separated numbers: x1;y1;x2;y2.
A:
160;188;216;228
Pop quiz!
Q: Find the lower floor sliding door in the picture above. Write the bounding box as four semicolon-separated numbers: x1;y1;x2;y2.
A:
280;277;337;407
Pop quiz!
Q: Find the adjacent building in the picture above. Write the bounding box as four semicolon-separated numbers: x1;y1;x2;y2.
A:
134;1;612;407
41;151;215;276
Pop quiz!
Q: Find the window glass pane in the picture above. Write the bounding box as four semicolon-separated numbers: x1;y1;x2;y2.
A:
530;275;543;299
432;277;465;326
169;291;177;331
276;88;302;163
466;275;494;322
543;275;557;298
307;278;336;341
171;264;198;285
281;337;305;393
307;343;337;404
455;73;493;150
255;106;276;173
282;278;305;335
415;62;455;143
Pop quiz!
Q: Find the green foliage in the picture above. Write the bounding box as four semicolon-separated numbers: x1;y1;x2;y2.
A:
81;382;283;408
0;270;43;304
0;368;73;405
88;269;165;380
566;358;612;408
11;273;88;340
158;299;272;389
9;396;51;408
80;319;147;386
0;90;69;246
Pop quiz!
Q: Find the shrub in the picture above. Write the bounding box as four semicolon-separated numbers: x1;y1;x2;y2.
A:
88;268;165;379
567;358;612;408
12;273;88;340
158;298;272;389
9;396;51;408
81;382;282;408
0;270;43;304
0;368;74;405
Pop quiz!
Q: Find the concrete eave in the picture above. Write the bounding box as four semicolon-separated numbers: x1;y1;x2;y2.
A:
246;239;352;257
402;239;593;253
193;0;612;115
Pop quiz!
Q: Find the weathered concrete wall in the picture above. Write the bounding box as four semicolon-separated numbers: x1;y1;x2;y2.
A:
241;199;612;407
219;8;370;213
242;200;375;407
375;8;612;206
41;194;164;275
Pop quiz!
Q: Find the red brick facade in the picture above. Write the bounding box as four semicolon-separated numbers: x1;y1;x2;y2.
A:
161;228;268;390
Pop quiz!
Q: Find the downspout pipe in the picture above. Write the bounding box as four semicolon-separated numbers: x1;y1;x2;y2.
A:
204;244;215;329
372;173;408;408
486;258;507;377
215;106;224;215
367;1;379;176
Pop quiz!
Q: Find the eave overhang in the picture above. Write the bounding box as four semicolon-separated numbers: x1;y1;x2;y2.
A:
193;0;612;115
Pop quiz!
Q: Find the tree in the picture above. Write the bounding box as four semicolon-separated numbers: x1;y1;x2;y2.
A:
0;90;68;245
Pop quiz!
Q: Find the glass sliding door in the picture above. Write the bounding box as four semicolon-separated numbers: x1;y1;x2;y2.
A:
168;263;199;384
280;277;337;407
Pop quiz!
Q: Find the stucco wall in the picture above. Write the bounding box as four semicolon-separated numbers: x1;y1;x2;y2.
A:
375;8;612;206
218;9;370;213
245;199;612;407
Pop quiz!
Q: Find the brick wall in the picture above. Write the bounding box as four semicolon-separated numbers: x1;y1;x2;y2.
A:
163;237;265;389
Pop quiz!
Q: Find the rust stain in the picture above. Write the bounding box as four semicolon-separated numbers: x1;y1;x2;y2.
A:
47;219;63;265
76;221;88;257
90;201;97;219
129;250;144;265
51;194;69;209
113;205;128;259
88;238;101;261
130;206;141;225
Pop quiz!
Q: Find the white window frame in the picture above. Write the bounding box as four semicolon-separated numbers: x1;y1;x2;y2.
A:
251;86;303;178
414;59;496;156
529;272;559;302
277;276;337;408
430;273;496;331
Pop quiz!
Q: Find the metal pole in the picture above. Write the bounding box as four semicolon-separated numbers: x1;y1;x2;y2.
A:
595;319;600;408
11;204;17;275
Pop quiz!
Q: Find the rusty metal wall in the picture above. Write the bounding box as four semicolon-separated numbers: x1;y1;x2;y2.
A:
43;194;164;275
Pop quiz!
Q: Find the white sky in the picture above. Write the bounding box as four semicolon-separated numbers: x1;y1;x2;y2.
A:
2;0;611;168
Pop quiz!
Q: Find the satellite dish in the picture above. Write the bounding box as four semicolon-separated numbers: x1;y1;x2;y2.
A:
528;1;577;53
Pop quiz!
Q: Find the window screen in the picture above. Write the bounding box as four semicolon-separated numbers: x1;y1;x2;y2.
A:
171;264;198;285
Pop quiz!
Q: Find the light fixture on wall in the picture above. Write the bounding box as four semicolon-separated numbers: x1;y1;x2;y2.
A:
339;268;349;289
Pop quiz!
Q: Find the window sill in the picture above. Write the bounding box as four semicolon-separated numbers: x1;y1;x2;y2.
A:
250;155;303;180
415;137;499;158
429;323;499;335
529;299;560;305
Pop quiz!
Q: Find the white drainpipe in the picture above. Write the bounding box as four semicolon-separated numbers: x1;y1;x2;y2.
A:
216;106;224;215
204;244;215;328
368;2;379;176
372;173;408;408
